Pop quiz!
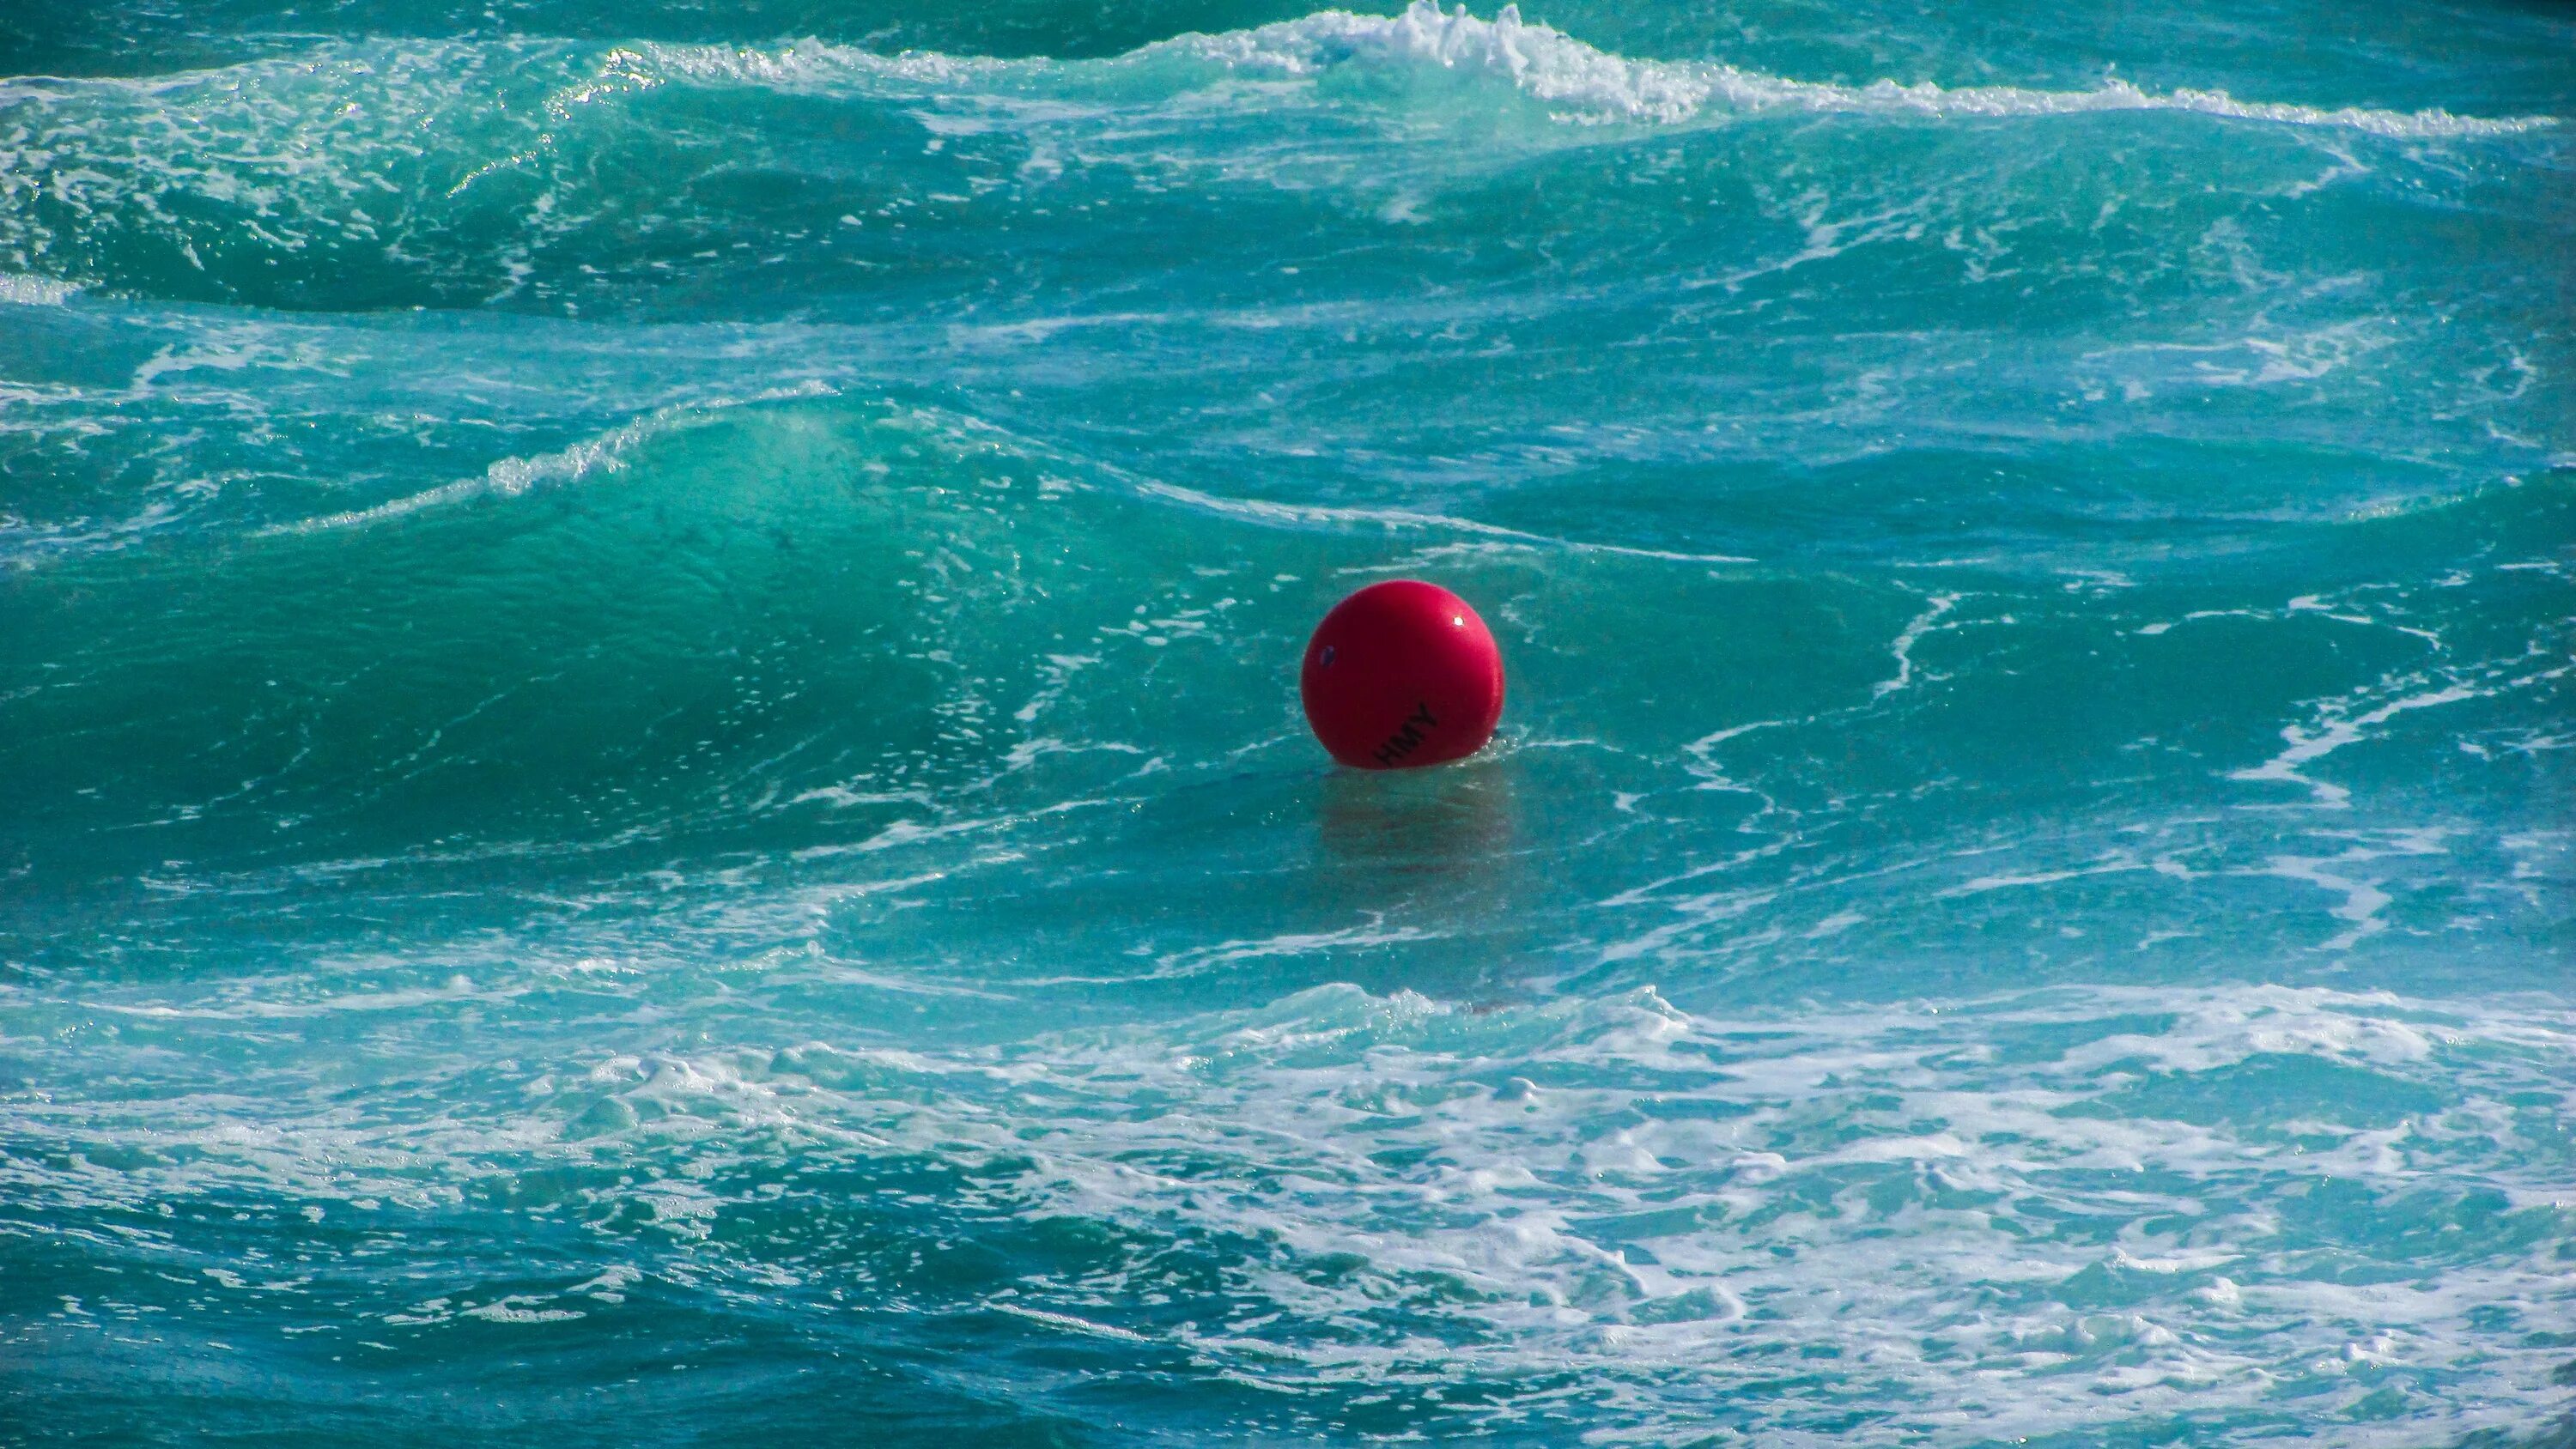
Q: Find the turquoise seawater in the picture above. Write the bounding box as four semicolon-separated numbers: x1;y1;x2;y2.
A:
3;0;2573;1442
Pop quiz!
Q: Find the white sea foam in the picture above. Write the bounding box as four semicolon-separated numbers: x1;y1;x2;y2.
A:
1131;476;1756;561
2233;646;2573;808
1873;591;1960;699
592;4;2570;142
1170;3;2555;135
637;3;2555;139
0;9;2542;348
0;272;76;306
7;976;2570;1440
265;379;835;534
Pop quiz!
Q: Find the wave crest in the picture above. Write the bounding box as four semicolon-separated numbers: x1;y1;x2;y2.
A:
1163;3;2555;134
635;3;2559;136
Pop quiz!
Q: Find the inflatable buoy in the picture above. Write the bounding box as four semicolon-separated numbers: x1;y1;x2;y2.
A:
1300;579;1504;769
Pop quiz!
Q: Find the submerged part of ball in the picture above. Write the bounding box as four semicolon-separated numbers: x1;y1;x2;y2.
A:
1299;579;1505;769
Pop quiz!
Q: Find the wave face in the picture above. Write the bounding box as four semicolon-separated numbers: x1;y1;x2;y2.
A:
2;3;2572;1445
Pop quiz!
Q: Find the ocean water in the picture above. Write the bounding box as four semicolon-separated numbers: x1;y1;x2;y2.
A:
3;0;2573;1442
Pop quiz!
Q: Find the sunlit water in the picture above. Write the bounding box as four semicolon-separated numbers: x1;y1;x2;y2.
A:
3;1;2572;1443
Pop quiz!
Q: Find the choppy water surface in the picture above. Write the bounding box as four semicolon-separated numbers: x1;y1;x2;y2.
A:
2;1;2572;1443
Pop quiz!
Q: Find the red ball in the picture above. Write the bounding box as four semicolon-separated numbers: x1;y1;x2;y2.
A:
1299;579;1504;769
